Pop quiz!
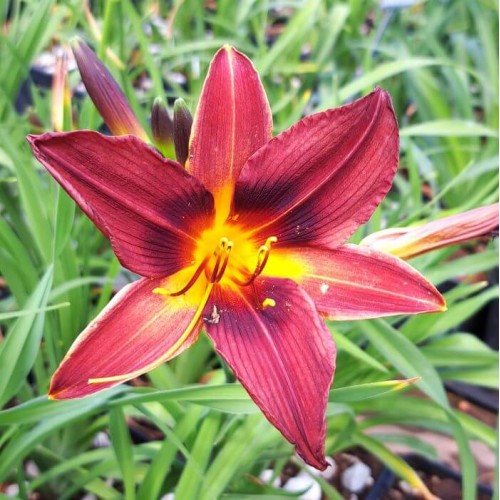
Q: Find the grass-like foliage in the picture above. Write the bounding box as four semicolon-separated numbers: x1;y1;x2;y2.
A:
0;0;498;498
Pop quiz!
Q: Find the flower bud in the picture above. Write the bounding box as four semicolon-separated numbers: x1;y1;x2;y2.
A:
361;203;499;259
173;98;193;166
71;37;148;141
151;97;174;156
51;49;72;132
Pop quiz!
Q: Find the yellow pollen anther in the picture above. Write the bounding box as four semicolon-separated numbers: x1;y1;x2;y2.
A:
262;298;276;308
152;287;169;295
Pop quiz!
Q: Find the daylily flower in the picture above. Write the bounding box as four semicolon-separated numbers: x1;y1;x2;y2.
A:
28;46;446;469
361;203;499;259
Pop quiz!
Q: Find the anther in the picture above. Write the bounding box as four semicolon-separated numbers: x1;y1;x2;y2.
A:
262;298;276;308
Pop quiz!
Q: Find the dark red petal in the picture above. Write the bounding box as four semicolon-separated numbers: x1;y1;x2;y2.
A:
49;275;209;399
203;278;336;469
273;245;446;320
28;131;214;278
233;89;398;248
187;46;272;220
72;38;149;141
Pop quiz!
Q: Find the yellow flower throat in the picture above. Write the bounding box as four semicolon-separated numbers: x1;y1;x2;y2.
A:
154;222;279;306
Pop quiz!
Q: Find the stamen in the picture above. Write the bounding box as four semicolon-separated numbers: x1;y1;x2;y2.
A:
234;236;278;286
157;255;210;297
207;238;233;283
153;235;276;298
213;242;233;282
254;245;270;275
207;246;224;282
158;237;233;297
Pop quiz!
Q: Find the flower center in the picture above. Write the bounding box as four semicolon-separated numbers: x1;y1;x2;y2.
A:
154;224;278;300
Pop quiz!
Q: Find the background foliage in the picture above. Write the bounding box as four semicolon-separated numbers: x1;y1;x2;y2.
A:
0;0;498;498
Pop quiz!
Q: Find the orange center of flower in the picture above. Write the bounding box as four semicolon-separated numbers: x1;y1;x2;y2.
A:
154;223;279;304
193;224;278;289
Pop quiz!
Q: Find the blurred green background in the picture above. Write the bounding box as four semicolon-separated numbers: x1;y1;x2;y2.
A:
0;0;498;498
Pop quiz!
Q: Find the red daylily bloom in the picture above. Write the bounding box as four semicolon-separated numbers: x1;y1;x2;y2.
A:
28;46;446;470
361;203;499;259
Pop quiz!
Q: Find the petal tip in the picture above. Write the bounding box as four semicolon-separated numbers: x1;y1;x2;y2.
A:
27;132;68;150
297;450;328;471
70;36;92;61
372;86;389;99
26;134;37;145
216;44;247;63
213;44;233;59
430;294;447;313
47;384;65;400
370;86;395;113
70;36;84;50
48;376;65;400
48;387;81;400
48;376;91;400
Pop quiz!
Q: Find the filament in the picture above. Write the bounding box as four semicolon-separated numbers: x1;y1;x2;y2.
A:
156;237;234;297
234;236;277;287
166;256;210;297
153;235;277;297
207;238;233;283
213;242;232;282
